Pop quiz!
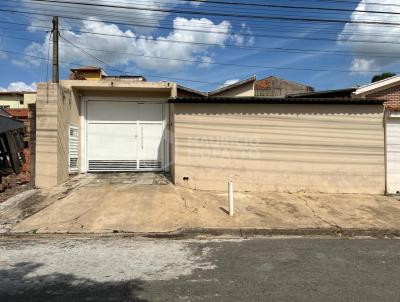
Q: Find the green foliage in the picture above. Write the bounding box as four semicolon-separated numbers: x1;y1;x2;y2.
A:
372;73;397;83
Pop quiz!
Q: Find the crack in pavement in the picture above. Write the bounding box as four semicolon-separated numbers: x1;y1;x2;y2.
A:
297;195;342;233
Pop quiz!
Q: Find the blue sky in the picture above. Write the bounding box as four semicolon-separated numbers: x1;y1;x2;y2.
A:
0;0;399;92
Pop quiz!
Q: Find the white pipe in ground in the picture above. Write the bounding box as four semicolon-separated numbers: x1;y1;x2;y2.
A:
228;181;234;216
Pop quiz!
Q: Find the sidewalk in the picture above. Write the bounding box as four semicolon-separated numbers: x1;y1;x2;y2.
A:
2;173;400;237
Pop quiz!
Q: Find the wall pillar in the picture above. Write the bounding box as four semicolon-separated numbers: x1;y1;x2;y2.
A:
35;83;60;188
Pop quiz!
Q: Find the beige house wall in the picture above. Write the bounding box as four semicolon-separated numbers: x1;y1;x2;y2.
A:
36;80;175;187
35;83;59;187
173;103;385;194
23;93;37;107
211;81;254;97
0;93;36;109
0;95;23;108
57;84;81;183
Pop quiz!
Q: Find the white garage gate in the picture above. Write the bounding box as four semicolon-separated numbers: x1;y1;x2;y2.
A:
85;100;166;172
386;113;400;194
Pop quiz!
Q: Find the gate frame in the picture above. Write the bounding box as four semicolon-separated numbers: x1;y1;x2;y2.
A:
80;97;170;174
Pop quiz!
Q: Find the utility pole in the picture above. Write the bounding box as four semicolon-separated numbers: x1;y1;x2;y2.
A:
52;16;59;83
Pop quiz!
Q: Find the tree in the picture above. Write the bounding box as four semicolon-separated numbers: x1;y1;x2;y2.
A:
371;72;397;83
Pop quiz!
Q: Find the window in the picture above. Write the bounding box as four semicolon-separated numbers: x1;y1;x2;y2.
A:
69;124;79;173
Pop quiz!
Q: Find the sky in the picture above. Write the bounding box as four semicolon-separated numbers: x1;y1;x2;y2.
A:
0;0;399;92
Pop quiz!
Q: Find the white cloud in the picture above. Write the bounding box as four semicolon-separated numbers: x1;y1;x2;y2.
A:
190;0;202;7
18;17;234;72
338;0;400;73
198;56;214;68
231;23;255;46
0;82;37;92
350;58;376;73
223;79;240;86
22;0;182;34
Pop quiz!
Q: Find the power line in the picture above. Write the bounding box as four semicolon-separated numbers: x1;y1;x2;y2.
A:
2;2;400;40
59;34;235;84
57;33;400;74
0;1;362;32
56;41;400;72
130;0;400;10
0;47;226;85
1;10;400;42
57;26;400;47
3;27;400;62
3;1;400;27
22;0;400;16
2;29;400;64
3;7;400;47
7;0;365;26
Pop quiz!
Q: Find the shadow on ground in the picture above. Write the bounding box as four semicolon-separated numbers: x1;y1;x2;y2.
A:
0;262;149;302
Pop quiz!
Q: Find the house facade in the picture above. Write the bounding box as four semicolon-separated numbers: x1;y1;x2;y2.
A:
0;92;36;109
35;71;388;194
354;75;400;194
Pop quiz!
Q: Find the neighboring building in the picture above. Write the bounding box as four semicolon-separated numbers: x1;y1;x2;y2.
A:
177;85;207;97
4;108;31;176
208;75;314;97
0;91;36;109
255;76;314;97
288;88;356;99
354;75;400;194
209;76;256;97
0;113;25;178
69;66;108;80
34;68;387;195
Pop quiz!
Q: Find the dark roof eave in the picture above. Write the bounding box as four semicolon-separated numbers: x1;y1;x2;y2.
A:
287;88;357;98
177;84;207;97
168;97;384;105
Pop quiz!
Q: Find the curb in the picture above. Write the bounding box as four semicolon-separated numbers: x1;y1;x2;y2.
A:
2;227;400;240
142;227;400;239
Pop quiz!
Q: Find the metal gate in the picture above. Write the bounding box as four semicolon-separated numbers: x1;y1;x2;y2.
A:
86;101;164;172
386;115;400;194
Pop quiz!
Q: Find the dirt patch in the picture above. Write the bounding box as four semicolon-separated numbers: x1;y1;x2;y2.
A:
0;174;30;204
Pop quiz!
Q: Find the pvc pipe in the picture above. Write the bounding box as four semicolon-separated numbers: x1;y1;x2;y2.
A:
228;181;234;216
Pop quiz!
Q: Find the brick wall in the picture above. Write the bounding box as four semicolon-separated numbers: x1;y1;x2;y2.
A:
367;84;400;111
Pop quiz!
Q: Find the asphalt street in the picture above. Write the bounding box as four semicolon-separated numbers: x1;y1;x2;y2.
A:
1;237;400;301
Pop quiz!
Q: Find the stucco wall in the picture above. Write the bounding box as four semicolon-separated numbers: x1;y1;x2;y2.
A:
0;95;23;109
0;93;36;109
58;85;81;183
23;93;37;107
211;81;254;97
35;83;80;187
35;83;59;187
173;103;385;194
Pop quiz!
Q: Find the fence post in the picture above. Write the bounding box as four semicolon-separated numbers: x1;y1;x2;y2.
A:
228;181;234;216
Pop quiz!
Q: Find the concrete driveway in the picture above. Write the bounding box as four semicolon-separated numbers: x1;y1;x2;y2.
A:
3;173;400;234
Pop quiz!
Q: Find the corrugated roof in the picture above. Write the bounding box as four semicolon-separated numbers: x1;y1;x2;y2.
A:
169;96;384;104
0;91;24;96
177;85;207;96
355;74;400;95
208;76;256;96
287;88;356;98
0;115;24;133
5;108;29;118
